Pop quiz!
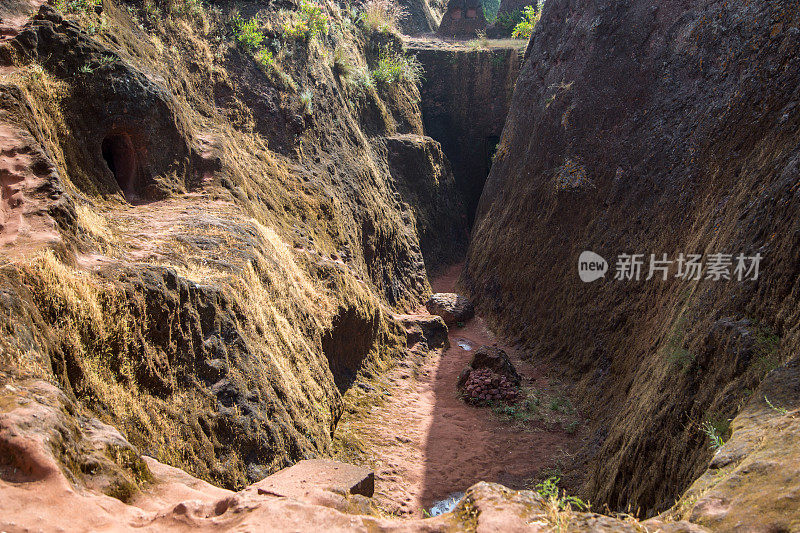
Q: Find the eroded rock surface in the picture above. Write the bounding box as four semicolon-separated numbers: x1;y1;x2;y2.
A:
0;0;455;495
465;0;800;520
425;292;475;323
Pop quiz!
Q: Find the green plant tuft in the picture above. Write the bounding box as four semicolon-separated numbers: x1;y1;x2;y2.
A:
54;0;101;15
359;0;406;34
511;3;542;40
371;47;423;85
701;418;728;450
255;48;275;68
765;396;788;415
284;0;329;41
535;477;590;511
232;14;265;51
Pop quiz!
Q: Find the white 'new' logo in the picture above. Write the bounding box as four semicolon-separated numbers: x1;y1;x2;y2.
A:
578;251;608;282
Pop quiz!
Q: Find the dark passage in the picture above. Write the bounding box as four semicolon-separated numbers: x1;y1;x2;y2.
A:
102;134;137;199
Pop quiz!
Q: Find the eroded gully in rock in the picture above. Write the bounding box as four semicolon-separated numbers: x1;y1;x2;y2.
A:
344;264;586;517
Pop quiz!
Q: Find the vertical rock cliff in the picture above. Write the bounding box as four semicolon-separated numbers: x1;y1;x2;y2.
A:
465;0;800;518
411;39;523;226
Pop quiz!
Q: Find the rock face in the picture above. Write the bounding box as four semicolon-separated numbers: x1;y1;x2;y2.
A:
410;40;524;226
425;292;475;323
437;0;487;37
0;0;454;495
396;0;442;34
383;134;469;275
660;360;800;531
465;0;800;519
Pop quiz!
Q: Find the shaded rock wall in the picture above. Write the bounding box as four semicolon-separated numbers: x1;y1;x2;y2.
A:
465;0;800;517
382;133;468;274
412;42;522;225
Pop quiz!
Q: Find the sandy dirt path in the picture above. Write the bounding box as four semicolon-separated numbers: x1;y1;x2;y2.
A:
357;264;585;516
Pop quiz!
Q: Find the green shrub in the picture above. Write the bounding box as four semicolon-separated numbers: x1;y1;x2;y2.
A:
371;47;423;85
494;10;522;36
284;0;329;41
359;0;406;34
482;0;501;22
255;48;275;68
232;14;265;51
511;4;541;39
54;0;101;14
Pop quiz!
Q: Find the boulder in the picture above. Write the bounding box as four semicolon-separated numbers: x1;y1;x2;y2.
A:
425;293;474;324
470;345;522;386
396;313;449;351
254;459;374;498
458;345;522;404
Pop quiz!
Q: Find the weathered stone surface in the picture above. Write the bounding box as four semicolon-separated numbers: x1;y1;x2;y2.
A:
383;134;468;275
254;459;374;498
425;292;474;323
659;359;800;531
0;0;441;498
395;313;450;351
465;0;800;517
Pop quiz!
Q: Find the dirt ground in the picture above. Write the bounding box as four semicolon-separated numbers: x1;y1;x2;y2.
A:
353;264;587;516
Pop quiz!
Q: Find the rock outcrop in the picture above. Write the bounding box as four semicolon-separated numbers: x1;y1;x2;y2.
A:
425;292;475;323
0;0;459;495
383;134;468;274
0;382;705;532
465;0;800;521
410;39;524;226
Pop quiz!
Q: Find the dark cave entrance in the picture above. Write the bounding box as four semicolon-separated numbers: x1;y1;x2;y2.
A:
322;307;379;393
101;134;138;199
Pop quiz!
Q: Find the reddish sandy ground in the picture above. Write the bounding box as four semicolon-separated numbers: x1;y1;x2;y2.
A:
363;264;585;516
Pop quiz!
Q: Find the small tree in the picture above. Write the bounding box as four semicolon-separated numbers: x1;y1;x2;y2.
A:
511;3;542;39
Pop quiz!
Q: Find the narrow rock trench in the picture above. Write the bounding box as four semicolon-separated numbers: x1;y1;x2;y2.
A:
334;264;587;517
2;0;798;530
328;37;589;518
